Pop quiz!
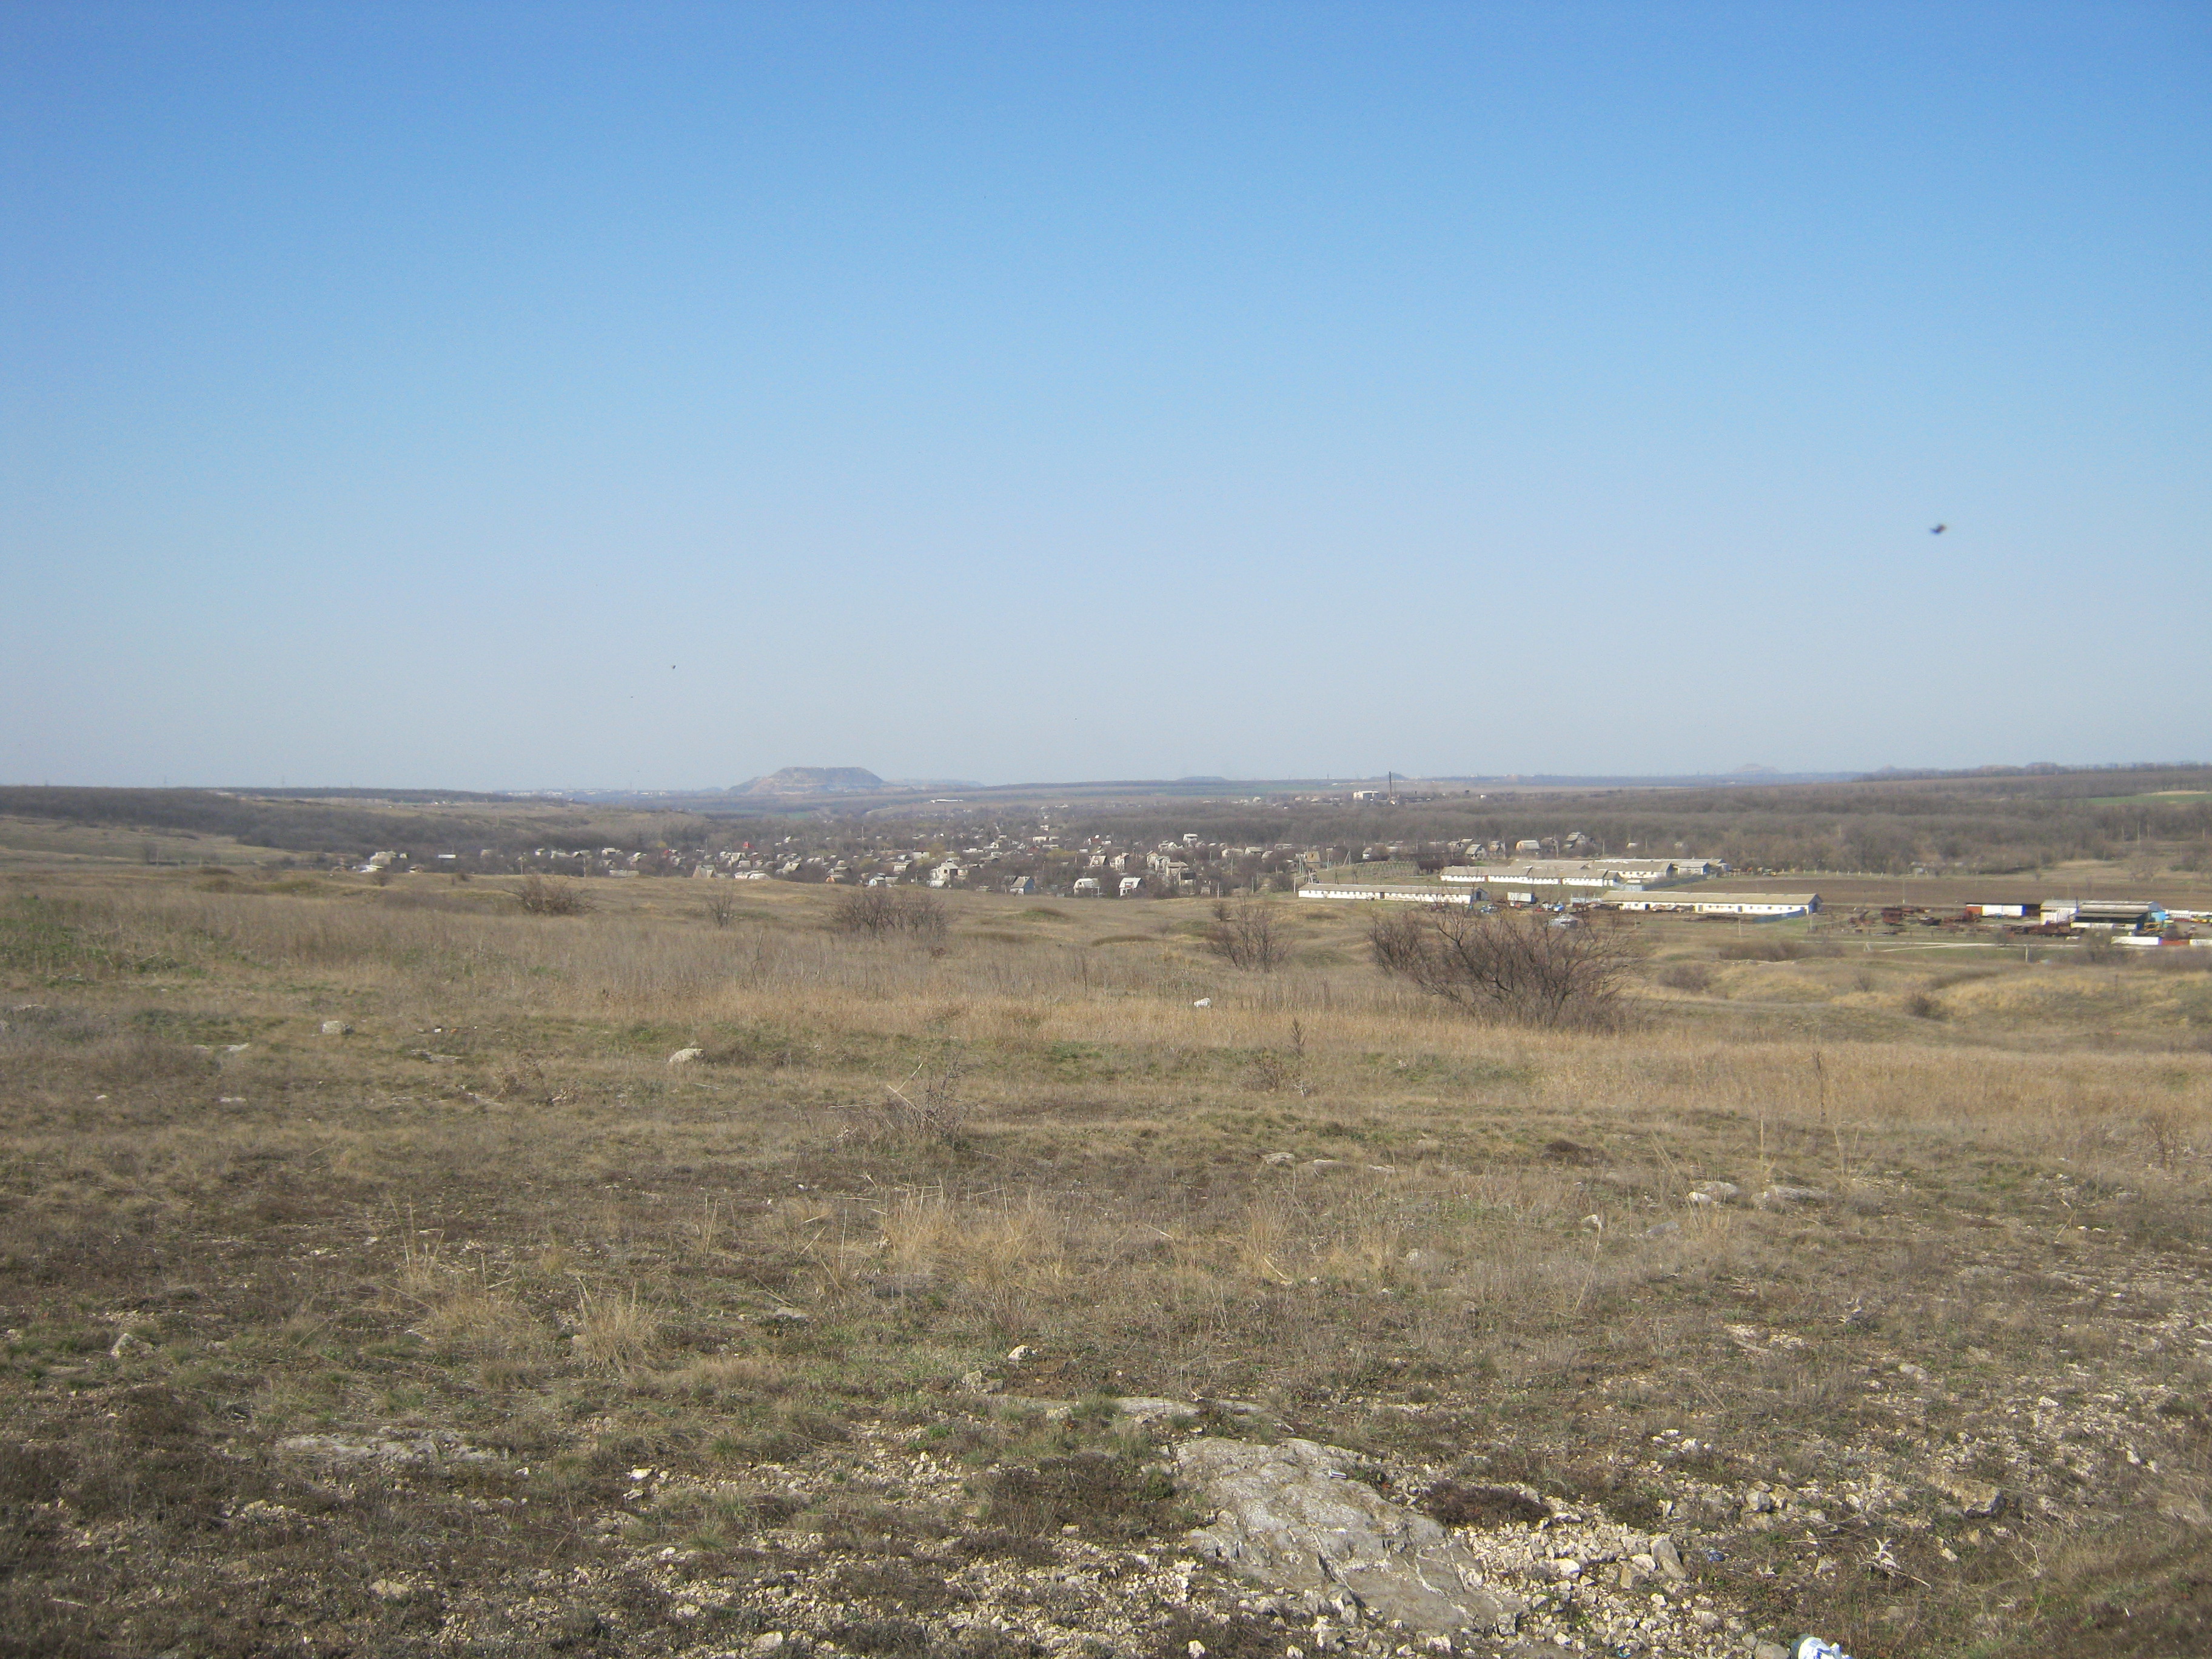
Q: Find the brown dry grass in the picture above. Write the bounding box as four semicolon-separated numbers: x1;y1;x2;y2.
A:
1;866;2208;1658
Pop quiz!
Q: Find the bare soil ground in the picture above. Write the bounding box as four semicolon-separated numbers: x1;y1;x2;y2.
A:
2;867;2207;1659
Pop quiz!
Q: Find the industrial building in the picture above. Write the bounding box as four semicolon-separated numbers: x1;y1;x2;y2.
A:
1439;857;1721;892
1296;885;1478;906
1606;891;1821;919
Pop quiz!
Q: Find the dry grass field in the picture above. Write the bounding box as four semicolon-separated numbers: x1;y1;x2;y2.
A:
2;865;2208;1659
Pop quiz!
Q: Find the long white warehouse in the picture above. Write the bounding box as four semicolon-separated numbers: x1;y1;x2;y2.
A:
1297;886;1477;905
1440;857;1721;891
1606;891;1821;918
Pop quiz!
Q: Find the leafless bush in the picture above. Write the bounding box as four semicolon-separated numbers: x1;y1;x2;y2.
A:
1903;990;1946;1019
1369;906;1644;1030
830;887;947;940
702;891;739;928
1204;897;1289;971
514;874;591;916
1654;960;1715;992
1248;1019;1312;1093
2142;1108;2189;1170
842;1043;968;1147
897;891;948;940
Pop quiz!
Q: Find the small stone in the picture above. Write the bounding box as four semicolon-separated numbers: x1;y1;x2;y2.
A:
1649;1536;1687;1581
319;1019;352;1036
1263;1152;1298;1166
369;1578;417;1601
1754;1643;1790;1659
1758;1185;1831;1207
1193;998;1212;1008
668;1047;705;1065
1692;1181;1740;1202
749;1635;786;1656
1190;1643;1209;1658
1007;1345;1033;1362
109;1330;153;1360
1934;1475;2002;1517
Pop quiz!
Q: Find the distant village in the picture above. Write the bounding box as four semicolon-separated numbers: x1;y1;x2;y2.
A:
330;821;2211;943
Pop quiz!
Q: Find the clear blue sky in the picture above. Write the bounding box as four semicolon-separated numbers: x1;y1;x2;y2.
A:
4;3;2206;788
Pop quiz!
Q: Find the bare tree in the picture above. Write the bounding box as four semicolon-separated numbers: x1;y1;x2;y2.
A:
1204;896;1289;971
1368;905;1643;1030
702;891;739;928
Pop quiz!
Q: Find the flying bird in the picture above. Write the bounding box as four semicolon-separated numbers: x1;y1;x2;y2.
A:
1930;524;1948;535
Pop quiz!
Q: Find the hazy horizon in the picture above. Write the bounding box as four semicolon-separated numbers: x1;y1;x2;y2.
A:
9;756;2205;798
5;4;2207;789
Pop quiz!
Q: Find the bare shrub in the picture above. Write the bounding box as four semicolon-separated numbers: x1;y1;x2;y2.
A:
831;888;898;936
844;1043;968;1147
830;887;947;940
1369;906;1644;1030
1654;960;1715;992
1903;990;1946;1019
895;890;948;940
514;874;591;916
1418;1480;1549;1528
1248;1019;1311;1093
1203;897;1289;971
2142;1108;2188;1170
889;889;942;942
702;891;739;928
